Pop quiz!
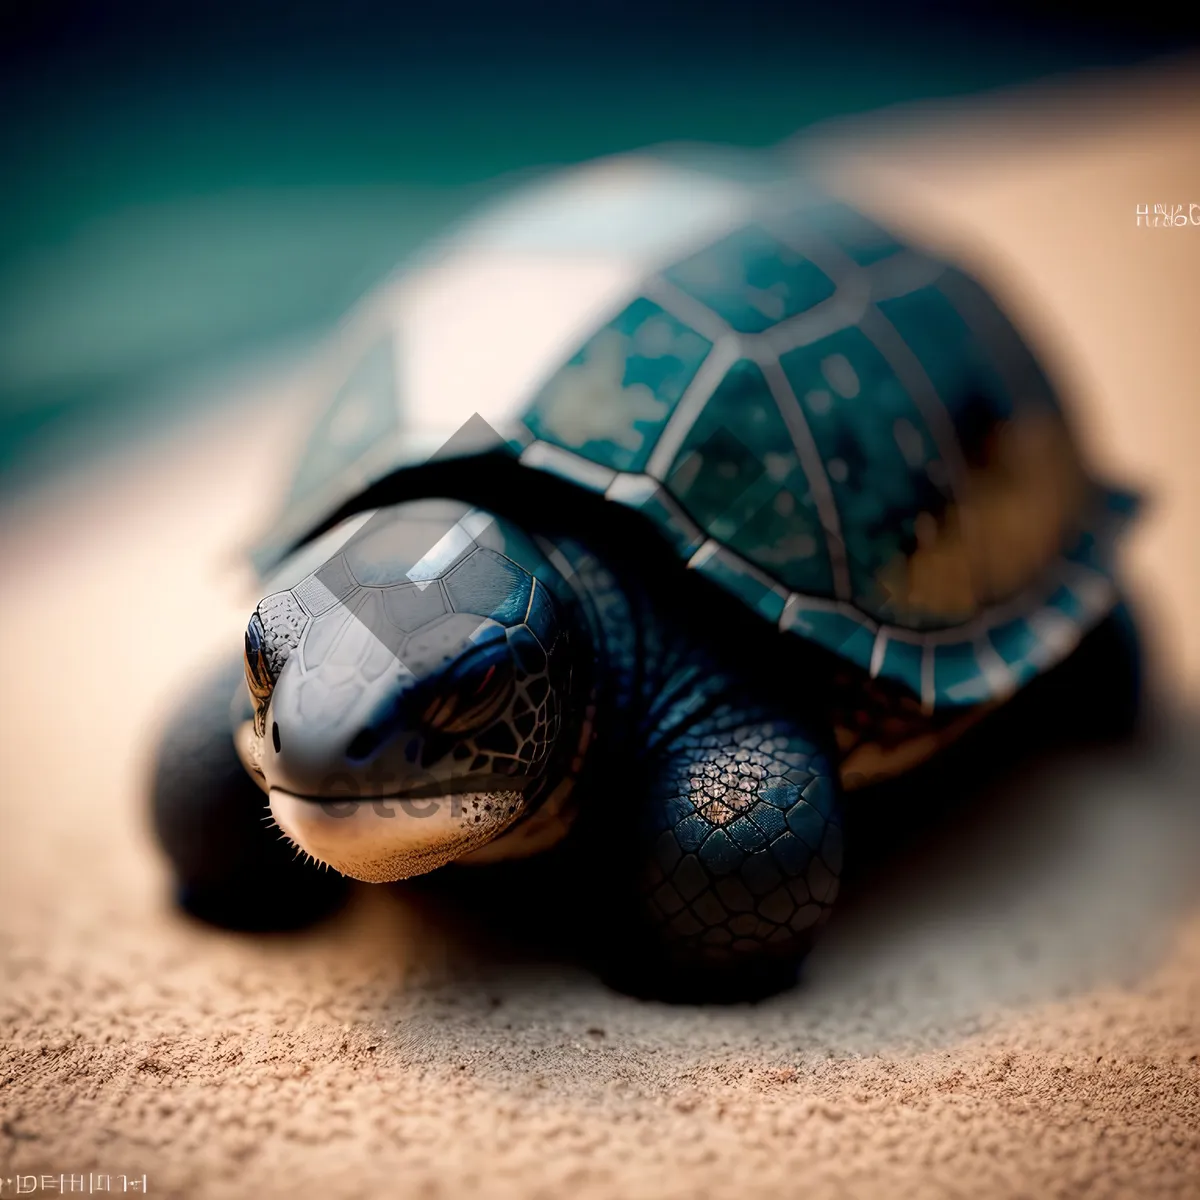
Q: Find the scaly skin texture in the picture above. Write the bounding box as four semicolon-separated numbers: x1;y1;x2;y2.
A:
545;537;843;988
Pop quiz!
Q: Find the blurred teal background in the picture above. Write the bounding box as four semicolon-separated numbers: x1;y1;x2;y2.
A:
2;4;1194;490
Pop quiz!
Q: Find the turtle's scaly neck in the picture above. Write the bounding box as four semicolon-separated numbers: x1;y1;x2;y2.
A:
459;533;685;865
537;535;697;751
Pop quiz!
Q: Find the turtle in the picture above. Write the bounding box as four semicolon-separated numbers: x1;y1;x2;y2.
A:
151;143;1141;999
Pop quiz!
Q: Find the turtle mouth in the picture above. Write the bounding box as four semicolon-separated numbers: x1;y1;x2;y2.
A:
269;786;527;883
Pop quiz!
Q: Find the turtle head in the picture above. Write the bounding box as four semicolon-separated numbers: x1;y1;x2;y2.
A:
236;500;585;882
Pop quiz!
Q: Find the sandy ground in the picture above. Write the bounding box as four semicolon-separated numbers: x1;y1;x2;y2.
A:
2;60;1199;1200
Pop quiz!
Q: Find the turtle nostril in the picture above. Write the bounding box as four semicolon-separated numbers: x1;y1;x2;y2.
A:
346;724;386;763
272;722;281;753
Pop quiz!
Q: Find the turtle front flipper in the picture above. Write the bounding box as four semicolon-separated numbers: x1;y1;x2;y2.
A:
597;700;844;1003
149;656;351;931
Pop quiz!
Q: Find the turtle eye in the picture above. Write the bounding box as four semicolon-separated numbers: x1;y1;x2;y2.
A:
244;613;274;710
420;646;515;736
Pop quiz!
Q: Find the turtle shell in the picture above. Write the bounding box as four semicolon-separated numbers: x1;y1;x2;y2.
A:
252;145;1135;711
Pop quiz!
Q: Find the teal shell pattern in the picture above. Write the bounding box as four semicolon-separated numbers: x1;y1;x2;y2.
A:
255;177;1136;713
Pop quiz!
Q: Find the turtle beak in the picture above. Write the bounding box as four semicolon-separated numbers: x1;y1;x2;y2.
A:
266;785;525;882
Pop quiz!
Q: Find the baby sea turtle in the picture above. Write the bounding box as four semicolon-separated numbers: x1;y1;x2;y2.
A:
152;145;1140;997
